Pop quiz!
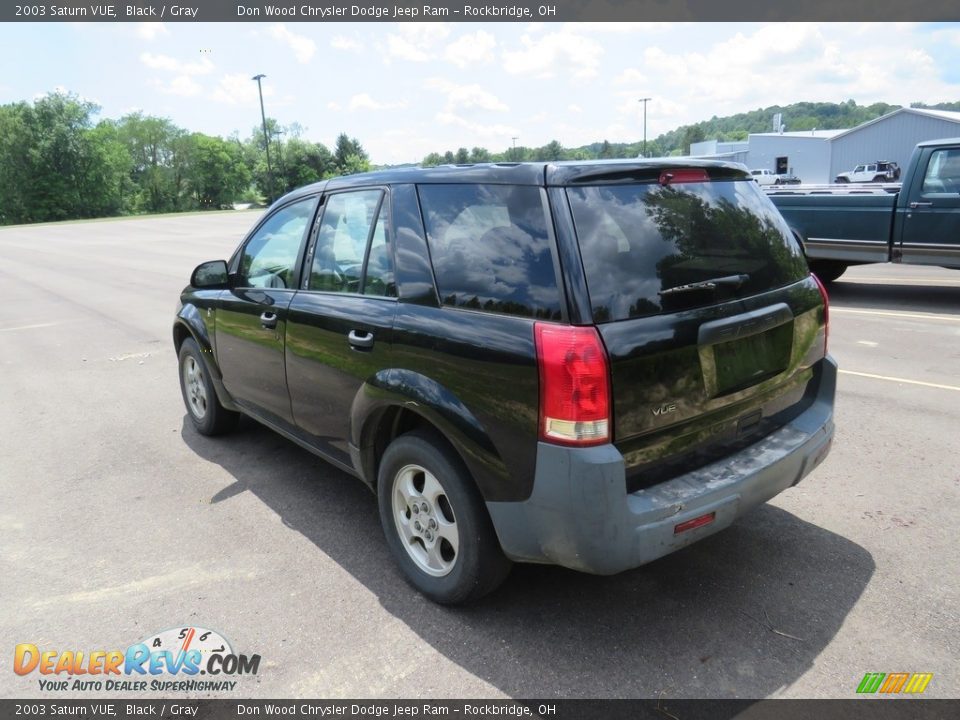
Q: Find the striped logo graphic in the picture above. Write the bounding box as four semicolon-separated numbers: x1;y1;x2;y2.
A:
856;672;933;694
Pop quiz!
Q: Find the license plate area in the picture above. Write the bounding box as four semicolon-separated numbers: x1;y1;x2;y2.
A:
713;322;793;395
699;318;793;399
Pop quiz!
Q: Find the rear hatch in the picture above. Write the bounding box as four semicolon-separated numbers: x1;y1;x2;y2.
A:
561;165;827;491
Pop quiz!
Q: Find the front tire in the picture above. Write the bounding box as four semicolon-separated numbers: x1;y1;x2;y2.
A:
809;259;848;284
377;430;512;604
178;337;239;436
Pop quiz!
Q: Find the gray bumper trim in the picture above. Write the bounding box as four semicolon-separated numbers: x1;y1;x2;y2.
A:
487;357;837;575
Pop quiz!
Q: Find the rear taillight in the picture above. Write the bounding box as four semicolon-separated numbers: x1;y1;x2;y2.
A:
534;323;611;446
811;273;829;356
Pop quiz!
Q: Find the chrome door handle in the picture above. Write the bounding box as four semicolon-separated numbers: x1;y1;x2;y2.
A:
909;201;933;208
260;312;278;329
347;329;374;349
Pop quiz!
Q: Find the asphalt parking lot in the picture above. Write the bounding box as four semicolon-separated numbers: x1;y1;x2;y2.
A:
1;212;957;700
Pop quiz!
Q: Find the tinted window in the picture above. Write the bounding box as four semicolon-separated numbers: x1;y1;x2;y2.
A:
310;190;394;295
418;184;561;319
567;180;808;322
239;197;317;288
363;203;395;296
922;149;960;193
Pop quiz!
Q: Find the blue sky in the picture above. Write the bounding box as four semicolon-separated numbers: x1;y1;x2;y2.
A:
1;21;959;164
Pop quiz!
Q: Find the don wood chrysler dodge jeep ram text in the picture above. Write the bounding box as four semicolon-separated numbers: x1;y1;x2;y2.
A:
174;161;836;604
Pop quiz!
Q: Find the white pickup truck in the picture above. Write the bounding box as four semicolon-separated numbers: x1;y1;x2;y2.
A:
749;168;780;185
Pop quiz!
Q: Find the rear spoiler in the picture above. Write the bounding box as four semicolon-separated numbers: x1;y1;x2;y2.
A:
547;161;749;185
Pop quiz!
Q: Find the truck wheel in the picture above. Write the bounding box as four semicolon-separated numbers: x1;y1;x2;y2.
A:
835;177;849;184
178;337;239;436
377;430;512;604
809;260;848;284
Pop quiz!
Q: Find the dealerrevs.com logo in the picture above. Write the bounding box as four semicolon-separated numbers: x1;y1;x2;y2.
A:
14;626;261;692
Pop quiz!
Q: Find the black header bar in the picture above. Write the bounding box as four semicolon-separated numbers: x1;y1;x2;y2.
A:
3;0;960;22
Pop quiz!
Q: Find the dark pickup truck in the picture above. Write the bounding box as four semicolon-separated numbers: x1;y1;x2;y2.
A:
767;138;960;282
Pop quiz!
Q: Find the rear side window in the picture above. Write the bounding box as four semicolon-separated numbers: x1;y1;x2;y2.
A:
418;184;561;320
567;180;807;322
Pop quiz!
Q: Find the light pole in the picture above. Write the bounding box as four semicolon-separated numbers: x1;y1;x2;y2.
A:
511;136;519;161
272;129;286;193
252;74;275;204
638;97;651;158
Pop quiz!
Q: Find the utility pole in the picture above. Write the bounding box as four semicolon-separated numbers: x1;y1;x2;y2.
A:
252;74;275;204
639;97;651;158
511;136;519;161
272;129;286;193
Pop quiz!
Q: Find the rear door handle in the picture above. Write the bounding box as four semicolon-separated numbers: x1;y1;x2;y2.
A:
347;329;374;349
909;201;933;208
260;312;278;329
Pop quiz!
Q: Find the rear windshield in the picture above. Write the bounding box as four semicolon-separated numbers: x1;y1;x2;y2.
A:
567;180;808;322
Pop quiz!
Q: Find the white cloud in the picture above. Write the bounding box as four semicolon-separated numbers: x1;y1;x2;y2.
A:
615;68;649;85
632;23;951;122
327;101;342;111
140;52;214;76
384;23;451;63
331;36;363;52
427;79;508;113
136;23;167;40
502;30;603;80
444;31;497;68
269;24;316;64
212;74;274;106
151;76;202;97
435;112;519;141
568;104;583;114
347;93;407;111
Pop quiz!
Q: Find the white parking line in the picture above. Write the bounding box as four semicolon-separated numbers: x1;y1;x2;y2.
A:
844;277;960;285
839;369;960;393
831;307;960;323
0;322;58;332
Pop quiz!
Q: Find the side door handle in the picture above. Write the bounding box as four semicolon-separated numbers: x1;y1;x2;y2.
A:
347;329;374;350
260;312;278;329
909;201;933;208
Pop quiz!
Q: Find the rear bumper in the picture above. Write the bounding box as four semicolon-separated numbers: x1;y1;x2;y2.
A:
486;357;837;575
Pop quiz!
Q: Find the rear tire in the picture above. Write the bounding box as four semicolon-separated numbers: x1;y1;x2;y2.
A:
178;337;239;436
809;260;848;284
377;430;512;604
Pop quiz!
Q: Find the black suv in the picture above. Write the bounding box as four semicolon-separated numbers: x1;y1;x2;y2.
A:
174;161;836;604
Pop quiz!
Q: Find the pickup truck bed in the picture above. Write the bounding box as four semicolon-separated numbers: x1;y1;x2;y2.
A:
765;138;960;282
766;185;900;264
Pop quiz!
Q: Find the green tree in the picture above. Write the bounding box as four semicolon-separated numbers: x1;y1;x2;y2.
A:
186;134;250;208
469;147;491;163
279;138;335;189
118;112;186;212
333;133;370;176
0;92;132;224
533;140;565;161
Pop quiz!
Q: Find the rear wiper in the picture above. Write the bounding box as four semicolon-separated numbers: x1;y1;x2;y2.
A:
659;274;750;297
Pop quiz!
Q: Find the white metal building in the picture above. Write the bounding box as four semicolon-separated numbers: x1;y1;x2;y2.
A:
689;107;960;183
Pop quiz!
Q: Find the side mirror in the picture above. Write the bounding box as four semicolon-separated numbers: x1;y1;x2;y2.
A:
191;260;229;289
